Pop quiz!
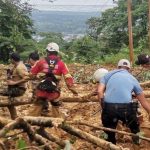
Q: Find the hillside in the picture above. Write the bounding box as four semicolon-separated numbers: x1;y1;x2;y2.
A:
0;64;150;149
31;10;100;34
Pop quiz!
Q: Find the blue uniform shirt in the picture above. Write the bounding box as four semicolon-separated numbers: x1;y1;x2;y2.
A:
100;69;143;103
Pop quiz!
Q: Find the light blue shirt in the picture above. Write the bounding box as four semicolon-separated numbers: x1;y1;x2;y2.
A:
100;69;143;103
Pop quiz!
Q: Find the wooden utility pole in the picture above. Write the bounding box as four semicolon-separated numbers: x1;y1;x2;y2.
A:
127;0;134;66
148;0;150;51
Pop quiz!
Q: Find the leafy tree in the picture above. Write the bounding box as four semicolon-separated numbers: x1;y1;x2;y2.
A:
0;0;35;62
65;36;102;64
86;0;149;54
0;0;33;38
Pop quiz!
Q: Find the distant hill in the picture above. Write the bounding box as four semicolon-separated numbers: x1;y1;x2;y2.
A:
31;10;101;34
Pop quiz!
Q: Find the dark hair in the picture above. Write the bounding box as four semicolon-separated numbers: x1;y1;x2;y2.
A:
135;54;150;65
10;52;20;62
29;52;39;61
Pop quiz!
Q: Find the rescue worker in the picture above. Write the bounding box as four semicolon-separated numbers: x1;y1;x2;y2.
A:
28;51;49;115
136;54;150;69
28;51;40;92
92;68;108;96
136;54;150;87
5;52;29;119
28;51;39;67
29;42;78;117
93;68;109;83
97;59;150;145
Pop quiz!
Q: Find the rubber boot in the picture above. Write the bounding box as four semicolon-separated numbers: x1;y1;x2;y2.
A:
7;106;18;120
41;101;49;116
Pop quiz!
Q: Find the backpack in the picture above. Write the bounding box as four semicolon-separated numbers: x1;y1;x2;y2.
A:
37;57;59;92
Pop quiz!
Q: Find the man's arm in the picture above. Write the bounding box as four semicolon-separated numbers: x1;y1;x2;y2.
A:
7;67;29;85
7;78;28;85
97;83;106;100
61;62;78;95
64;74;78;95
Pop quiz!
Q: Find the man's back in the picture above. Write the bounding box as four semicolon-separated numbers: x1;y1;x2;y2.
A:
31;55;68;78
101;69;142;103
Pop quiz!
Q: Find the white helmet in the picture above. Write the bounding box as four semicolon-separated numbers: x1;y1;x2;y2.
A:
46;42;59;52
93;68;108;82
117;59;131;69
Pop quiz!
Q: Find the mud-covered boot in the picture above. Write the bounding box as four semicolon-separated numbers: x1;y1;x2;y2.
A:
41;101;49;116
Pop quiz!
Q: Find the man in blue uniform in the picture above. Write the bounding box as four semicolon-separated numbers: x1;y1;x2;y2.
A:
97;59;150;145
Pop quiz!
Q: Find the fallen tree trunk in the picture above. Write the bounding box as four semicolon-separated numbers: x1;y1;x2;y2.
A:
0;118;53;150
140;81;150;88
19;118;52;150
59;123;125;150
0;117;11;128
1;117;150;143
0;92;150;107
69;120;150;142
36;127;66;148
23;116;54;127
0;116;63;129
0;95;33;106
0;96;97;107
0;117;67;148
0;119;21;137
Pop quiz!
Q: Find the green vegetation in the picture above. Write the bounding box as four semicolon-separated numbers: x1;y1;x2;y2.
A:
0;0;149;64
0;0;36;62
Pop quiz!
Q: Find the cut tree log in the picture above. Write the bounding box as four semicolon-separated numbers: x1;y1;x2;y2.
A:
0;95;33;106
59;123;125;150
0;117;53;150
140;81;150;88
0;116;63;129
0;91;149;107
0;117;12;128
0;119;21;137
69;120;150;142
0;117;67;148
23;116;53;127
19;118;52;150
36;127;66;148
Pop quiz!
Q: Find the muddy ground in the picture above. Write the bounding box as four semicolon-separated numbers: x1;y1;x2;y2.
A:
0;64;149;150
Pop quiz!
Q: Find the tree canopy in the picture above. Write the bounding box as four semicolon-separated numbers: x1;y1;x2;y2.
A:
86;0;149;55
0;0;35;62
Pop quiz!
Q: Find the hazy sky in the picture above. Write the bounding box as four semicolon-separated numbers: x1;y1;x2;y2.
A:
22;0;116;11
25;0;114;5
